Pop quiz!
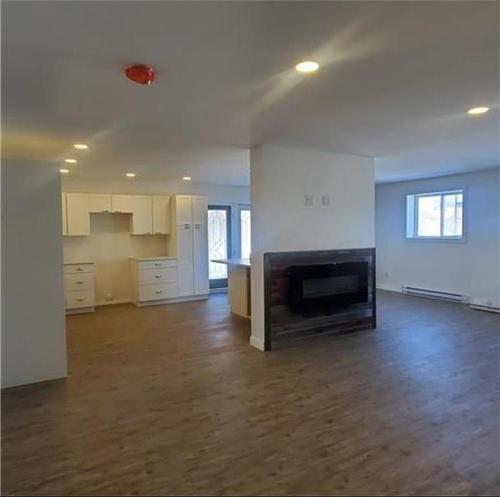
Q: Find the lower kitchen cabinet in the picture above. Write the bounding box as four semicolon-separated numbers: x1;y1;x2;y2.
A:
130;257;180;306
64;262;95;313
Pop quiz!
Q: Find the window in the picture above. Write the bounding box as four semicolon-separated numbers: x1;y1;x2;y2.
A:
240;208;251;259
208;206;231;288
406;190;463;239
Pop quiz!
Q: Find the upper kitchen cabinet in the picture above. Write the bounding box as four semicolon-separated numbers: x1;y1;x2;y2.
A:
174;196;193;226
192;196;208;225
153;196;171;235
131;196;153;235
88;194;112;213
173;195;207;226
111;194;134;213
66;193;90;236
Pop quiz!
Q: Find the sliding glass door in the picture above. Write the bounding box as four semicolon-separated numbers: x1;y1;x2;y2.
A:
207;206;231;289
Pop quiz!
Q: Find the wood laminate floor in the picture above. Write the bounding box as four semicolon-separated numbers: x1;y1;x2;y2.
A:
2;291;500;496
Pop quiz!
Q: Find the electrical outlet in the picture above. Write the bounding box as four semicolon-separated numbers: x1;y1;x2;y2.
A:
304;194;314;206
105;293;113;301
321;194;331;207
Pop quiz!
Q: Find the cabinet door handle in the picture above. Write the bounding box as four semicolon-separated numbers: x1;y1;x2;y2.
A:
75;280;84;284
154;263;161;267
155;290;163;294
155;275;161;279
75;268;83;272
76;298;86;302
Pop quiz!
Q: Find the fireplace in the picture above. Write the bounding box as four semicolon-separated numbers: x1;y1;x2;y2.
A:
287;262;369;315
264;249;375;349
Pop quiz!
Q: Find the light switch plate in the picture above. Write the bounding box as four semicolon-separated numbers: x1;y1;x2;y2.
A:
322;195;331;207
304;194;314;206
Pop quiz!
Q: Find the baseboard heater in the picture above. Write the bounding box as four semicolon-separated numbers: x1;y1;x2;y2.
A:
402;286;468;304
469;304;500;314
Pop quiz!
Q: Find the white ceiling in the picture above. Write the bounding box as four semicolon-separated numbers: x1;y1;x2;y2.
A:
2;1;499;185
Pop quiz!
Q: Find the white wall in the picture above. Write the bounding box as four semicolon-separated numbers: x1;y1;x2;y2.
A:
2;160;67;388
376;169;500;308
250;144;375;349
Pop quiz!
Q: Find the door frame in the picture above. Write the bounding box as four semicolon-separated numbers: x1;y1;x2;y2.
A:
208;205;232;289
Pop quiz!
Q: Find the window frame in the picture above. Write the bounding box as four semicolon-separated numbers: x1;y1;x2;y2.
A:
406;189;465;241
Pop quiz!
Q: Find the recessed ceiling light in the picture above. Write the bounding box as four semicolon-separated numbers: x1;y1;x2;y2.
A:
64;158;77;164
295;61;319;73
59;169;69;174
126;172;136;178
183;176;192;181
73;143;88;150
467;106;489;115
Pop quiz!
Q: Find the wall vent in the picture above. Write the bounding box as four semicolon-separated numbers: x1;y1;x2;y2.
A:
402;286;468;304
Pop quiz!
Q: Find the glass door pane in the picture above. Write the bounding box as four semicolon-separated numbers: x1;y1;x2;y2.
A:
208;206;231;288
240;209;251;259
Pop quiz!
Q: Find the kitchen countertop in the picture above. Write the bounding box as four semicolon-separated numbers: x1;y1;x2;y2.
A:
211;258;250;268
129;256;177;261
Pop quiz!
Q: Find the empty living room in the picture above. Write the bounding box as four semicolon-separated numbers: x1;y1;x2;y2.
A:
1;1;499;496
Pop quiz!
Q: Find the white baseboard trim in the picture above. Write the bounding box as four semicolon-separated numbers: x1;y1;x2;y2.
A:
133;295;209;307
66;307;95;315
376;284;402;293
96;299;131;307
250;335;265;351
470;304;500;314
210;288;228;294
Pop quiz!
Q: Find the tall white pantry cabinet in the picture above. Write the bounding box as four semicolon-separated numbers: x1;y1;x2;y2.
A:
170;195;209;297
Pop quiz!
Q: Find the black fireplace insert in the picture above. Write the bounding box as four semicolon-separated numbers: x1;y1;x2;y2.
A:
287;262;369;314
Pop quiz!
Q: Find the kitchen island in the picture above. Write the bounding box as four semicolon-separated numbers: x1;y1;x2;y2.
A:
212;259;250;319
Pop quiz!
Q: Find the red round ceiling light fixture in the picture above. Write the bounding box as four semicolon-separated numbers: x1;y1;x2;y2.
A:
124;64;156;85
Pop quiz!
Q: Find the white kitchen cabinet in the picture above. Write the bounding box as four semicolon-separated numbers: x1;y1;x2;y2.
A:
176;224;195;296
61;193;68;236
88;193;112;213
171;195;209;298
193;222;209;295
131;195;153;235
130;257;179;306
194;262;209;295
193;222;208;260
66;193;90;236
152;195;171;234
62;192;163;236
111;194;134;213
174;196;193;225
64;262;95;313
177;262;194;296
176;224;194;262
192;196;208;225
